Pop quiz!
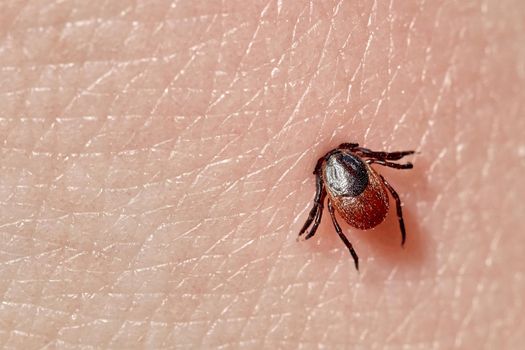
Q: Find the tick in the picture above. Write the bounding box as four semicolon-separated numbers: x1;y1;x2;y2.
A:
298;143;415;270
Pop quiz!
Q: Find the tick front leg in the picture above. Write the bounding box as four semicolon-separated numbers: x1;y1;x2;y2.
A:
337;142;359;150
298;171;324;239
380;175;407;246
356;147;415;161
327;200;359;270
366;159;413;170
303;190;326;240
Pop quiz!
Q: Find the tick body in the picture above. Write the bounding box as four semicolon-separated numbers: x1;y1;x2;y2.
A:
298;143;415;270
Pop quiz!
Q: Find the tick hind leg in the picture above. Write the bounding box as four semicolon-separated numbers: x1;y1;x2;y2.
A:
327;200;359;270
380;175;407;246
298;171;325;240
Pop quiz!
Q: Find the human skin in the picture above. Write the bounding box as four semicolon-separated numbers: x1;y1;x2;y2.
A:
0;0;524;349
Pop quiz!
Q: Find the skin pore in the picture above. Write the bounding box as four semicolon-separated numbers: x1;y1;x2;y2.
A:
0;0;524;348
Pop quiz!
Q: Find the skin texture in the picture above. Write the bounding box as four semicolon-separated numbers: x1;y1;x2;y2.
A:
0;0;524;349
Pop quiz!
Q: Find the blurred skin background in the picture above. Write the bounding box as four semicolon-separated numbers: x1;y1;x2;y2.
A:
0;0;524;348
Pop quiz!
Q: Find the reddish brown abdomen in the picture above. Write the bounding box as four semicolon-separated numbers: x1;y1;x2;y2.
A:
325;165;389;230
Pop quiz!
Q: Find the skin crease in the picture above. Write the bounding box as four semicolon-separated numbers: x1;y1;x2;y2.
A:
0;0;524;349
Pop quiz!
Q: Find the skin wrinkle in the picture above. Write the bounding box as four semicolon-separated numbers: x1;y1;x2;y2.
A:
206;19;259;113
0;0;524;348
234;259;280;345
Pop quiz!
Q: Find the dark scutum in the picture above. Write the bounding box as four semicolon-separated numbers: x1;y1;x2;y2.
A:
324;152;369;197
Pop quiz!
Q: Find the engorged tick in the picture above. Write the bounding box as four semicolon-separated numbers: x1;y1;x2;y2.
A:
298;143;415;270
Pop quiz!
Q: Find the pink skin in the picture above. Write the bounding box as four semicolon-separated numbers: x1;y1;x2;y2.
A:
0;0;524;348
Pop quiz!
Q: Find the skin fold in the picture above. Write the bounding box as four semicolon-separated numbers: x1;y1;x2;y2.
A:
0;0;524;349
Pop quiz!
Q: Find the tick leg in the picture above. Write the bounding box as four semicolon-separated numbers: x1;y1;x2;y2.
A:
380;175;407;246
313;157;325;174
337;142;359;150
356;147;415;161
327;200;359;270
366;159;413;169
304;190;326;240
298;171;324;238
